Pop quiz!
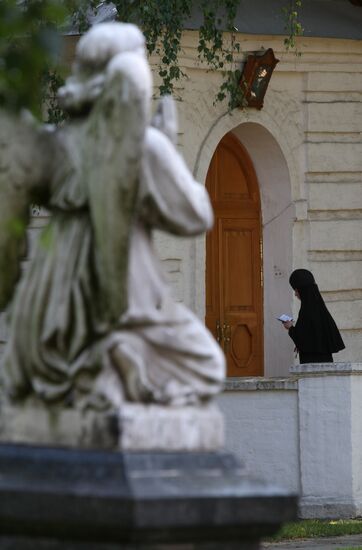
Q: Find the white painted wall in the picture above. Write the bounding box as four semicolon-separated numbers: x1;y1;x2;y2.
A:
217;364;362;519
352;377;362;507
293;363;362;518
298;375;355;516
217;380;300;494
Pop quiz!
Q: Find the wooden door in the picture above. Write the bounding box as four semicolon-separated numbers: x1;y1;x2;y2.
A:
206;133;263;377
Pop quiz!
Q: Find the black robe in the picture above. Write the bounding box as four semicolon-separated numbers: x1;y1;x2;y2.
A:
288;269;345;364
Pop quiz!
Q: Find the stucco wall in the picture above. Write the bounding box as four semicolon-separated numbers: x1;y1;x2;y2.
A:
154;31;362;373
292;363;362;518
217;364;362;519
217;380;300;494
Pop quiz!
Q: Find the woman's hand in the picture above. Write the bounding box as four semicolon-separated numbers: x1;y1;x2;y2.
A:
282;320;293;330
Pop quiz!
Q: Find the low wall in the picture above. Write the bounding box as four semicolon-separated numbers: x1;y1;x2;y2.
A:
217;378;300;495
217;363;362;519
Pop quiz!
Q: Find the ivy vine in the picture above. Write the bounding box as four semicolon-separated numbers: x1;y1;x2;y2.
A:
73;0;304;110
0;0;304;120
41;68;67;124
283;0;304;52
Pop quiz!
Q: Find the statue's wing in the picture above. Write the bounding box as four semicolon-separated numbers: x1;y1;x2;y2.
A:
86;51;151;322
0;111;49;309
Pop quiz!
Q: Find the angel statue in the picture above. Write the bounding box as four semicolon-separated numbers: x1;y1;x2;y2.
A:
0;22;225;409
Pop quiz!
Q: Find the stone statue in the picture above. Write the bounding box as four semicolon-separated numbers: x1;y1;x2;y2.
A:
0;23;225;411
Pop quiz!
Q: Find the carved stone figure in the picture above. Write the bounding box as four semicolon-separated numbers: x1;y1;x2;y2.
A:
0;23;225;410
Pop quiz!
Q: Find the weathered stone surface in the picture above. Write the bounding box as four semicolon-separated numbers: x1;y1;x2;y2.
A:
307;101;362;133
0;402;118;450
307;142;362;172
290;362;362;375
118;403;224;451
310;220;362;251
224;377;298;392
0;400;224;451
308;260;362;292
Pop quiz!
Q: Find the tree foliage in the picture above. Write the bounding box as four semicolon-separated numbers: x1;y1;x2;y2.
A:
0;0;68;116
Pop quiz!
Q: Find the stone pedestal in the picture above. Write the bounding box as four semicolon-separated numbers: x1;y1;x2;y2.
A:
0;395;298;547
0;443;297;549
0;395;297;546
0;401;224;451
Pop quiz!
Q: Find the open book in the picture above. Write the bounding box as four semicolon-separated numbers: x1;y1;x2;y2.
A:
277;314;293;322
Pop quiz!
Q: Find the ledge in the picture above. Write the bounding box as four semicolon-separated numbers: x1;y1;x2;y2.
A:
224;377;298;392
290;362;362;376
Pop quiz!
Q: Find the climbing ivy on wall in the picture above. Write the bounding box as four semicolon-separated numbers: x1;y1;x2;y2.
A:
73;0;303;109
0;0;303;119
283;0;304;51
70;0;245;103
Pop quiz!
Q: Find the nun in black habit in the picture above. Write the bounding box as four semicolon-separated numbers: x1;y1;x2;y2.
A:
282;269;345;364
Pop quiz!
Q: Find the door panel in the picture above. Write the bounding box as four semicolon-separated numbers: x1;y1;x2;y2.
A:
221;218;263;376
216;145;249;200
222;221;254;311
205;219;220;344
205;133;263;377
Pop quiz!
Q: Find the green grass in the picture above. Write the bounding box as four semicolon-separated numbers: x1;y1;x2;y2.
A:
265;519;362;541
336;547;362;550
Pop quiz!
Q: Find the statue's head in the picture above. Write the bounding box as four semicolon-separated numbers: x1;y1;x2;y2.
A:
74;22;146;74
58;23;148;116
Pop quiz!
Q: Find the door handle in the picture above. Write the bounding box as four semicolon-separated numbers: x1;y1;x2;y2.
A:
216;320;222;343
217;322;231;352
216;321;231;352
223;323;231;352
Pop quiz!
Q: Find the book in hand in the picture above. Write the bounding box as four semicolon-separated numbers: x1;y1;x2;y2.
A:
277;314;293;322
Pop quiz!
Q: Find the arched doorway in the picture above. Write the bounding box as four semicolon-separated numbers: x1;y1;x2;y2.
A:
205;132;263;377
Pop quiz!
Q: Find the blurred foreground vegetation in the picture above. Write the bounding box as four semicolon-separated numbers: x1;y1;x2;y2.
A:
0;0;70;117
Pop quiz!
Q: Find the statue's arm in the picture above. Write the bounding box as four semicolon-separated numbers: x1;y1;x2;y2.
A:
0;111;50;309
140;126;214;236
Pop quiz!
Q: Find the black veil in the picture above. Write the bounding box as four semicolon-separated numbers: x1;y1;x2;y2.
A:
289;269;345;354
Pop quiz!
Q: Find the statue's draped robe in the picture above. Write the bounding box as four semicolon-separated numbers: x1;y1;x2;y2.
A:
1;53;224;406
108;127;225;404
